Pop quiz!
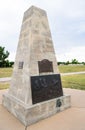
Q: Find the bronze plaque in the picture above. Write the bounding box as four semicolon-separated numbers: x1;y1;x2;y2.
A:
18;62;24;69
38;59;53;73
31;74;63;104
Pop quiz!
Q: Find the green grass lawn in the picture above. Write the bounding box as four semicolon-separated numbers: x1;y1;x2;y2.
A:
61;74;85;90
0;65;85;78
59;65;85;73
0;75;85;90
0;66;85;90
1;74;85;90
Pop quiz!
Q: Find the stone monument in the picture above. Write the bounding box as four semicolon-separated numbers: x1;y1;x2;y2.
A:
3;6;71;126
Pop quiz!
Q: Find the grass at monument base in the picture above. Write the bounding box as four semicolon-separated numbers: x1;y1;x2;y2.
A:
61;74;85;90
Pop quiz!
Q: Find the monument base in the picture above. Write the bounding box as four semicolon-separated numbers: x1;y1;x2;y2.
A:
3;93;71;126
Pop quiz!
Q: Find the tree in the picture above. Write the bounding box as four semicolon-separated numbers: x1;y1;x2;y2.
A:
0;46;9;67
71;59;78;64
65;61;70;65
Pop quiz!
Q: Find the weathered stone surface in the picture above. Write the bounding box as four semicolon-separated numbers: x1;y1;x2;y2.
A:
7;5;60;103
3;94;71;126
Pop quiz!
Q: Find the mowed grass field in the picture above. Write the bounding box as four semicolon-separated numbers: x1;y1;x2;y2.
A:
0;68;13;78
0;65;85;78
59;65;85;73
60;65;85;90
61;74;85;90
0;65;85;90
0;82;9;90
0;68;12;90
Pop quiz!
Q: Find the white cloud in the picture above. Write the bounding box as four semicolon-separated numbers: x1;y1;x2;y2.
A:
8;52;16;61
0;0;85;62
57;46;85;62
8;46;85;62
77;22;85;34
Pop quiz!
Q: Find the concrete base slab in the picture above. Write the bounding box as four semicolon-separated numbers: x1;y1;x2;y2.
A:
0;105;25;130
3;93;71;126
0;88;85;130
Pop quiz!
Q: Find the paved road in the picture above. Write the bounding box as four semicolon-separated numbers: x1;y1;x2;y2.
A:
0;77;11;82
0;71;85;82
61;71;85;76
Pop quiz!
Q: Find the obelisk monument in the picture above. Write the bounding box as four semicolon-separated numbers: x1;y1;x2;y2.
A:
3;6;71;126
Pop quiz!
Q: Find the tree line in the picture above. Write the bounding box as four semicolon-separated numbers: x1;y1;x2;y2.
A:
0;46;85;67
58;59;85;65
0;46;14;67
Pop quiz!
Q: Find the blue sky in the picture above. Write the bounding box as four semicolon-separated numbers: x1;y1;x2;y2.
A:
0;0;85;62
